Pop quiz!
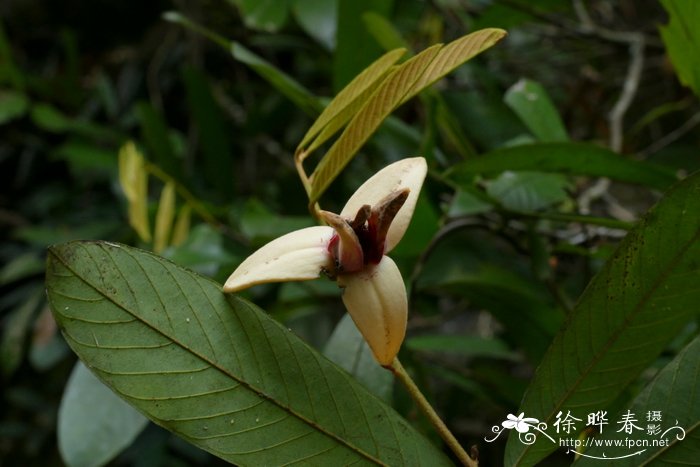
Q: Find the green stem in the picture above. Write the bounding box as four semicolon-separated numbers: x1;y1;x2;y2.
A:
389;358;477;467
508;210;634;230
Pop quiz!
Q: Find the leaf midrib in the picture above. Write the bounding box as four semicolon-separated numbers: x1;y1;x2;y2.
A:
514;223;700;465
49;242;387;466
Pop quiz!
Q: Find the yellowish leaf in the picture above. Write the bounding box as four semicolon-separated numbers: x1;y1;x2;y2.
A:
170;204;192;247
297;48;406;156
118;142;151;242
308;45;442;204
153;182;176;254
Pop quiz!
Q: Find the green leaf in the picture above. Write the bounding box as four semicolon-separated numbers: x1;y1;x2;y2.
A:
446;189;494;217
59;362;149;467
485;171;570;211
333;0;393;91
309;28;506;204
504;78;568;142
46;241;452;466
182;67;234;198
1;288;42;376
292;0;338;50
363;11;409;52
504;171;700;465
0;90;29;124
231;41;321;116
405;335;517;361
323;314;393;402
575;335;700;466
298;47;406;153
230;0;291;32
659;0;700;97
448;142;678;191
31;103;72;133
135;102;181;181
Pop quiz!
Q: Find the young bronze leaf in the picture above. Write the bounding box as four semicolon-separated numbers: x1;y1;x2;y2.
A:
308;44;442;204
46;241;452;467
308;28;506;204
298;47;406;154
504;171;700;466
400;28;506;104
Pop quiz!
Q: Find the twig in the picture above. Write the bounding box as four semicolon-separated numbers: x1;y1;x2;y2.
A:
638;110;700;158
389;358;478;467
573;0;645;217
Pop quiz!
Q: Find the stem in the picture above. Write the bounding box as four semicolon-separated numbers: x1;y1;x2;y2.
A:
389;358;477;467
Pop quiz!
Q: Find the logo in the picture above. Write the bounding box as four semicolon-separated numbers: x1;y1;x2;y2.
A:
484;410;686;461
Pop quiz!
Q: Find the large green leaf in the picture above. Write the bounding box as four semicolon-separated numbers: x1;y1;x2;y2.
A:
309;28;506;204
447;142;678;191
576;335;700;466
504;171;700;465
659;0;700;97
46;241;451;466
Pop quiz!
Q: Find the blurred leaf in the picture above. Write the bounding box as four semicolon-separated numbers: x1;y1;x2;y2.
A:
166;224;235;278
31;103;72;133
448;142;679;190
333;0;393;91
53;140;116;176
239;198;314;245
1;288;42;376
46;241;452;466
505;171;700;465
485;171;570;211
446;189;494;217
0;21;25;89
576;334;700;466
154;182;176;254
406;335;517;360
309;28;506;203
292;0;338;50
29;306;69;371
135;103;181;180
428;269;563;363
298;47;406;153
59;362;149;467
504;78;568;142
170;204;192;247
182;67;233;198
231;42;321;116
0;252;44;285
363;11;409;52
323;314;393;402
0;90;29;124
660;0;700;97
118;142;151;242
231;0;291;32
390;193;440;257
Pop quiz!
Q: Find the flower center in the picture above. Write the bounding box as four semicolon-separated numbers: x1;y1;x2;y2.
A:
322;188;409;275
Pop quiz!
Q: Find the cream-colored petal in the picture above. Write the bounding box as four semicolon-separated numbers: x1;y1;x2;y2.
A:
338;256;407;365
223;226;334;292
341;157;427;252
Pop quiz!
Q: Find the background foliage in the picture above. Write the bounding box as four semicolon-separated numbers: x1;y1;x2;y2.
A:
2;0;699;466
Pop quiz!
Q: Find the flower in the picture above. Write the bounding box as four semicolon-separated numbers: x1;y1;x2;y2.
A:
502;413;540;433
223;157;427;365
